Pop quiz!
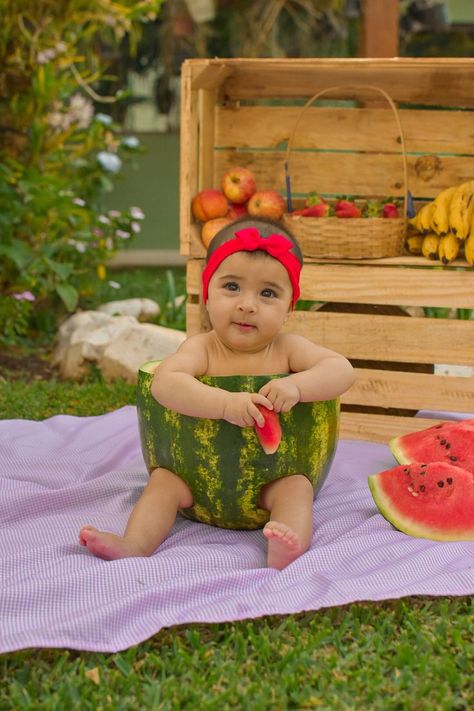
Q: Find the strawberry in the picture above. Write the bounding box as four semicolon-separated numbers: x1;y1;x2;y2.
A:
335;204;361;218
292;203;330;217
382;203;399;218
305;192;326;207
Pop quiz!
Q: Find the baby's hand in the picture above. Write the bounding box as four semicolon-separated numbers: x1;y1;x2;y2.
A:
259;378;300;413
222;392;273;427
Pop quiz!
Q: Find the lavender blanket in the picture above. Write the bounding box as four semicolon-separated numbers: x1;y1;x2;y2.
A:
1;406;472;653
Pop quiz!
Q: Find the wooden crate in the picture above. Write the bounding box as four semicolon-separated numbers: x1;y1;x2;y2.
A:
180;58;474;443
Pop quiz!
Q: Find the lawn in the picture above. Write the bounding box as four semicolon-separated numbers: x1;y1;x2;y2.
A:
0;269;472;710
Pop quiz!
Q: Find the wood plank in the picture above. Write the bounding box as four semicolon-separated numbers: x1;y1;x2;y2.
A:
285;311;474;365
339;412;444;442
186;258;474;305
215;106;474;157
299;263;474;309
185;304;474;366
179;63;199;256
190;62;235;90
214;150;474;200
216;58;474;107
359;0;399;58
343;368;474;412
198;89;217;188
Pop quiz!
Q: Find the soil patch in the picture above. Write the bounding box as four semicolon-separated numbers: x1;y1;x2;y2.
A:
0;347;59;381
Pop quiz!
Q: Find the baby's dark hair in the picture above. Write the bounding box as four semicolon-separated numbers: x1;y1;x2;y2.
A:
205;216;303;265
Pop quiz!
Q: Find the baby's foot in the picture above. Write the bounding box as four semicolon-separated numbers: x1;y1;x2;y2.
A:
263;521;304;570
78;525;147;560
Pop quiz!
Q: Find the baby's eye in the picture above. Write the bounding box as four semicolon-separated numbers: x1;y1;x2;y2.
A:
261;288;277;298
223;281;239;291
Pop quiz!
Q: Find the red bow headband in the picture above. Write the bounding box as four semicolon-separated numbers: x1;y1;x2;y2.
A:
202;227;301;307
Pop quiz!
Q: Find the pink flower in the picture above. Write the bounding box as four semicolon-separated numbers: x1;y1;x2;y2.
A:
12;291;35;302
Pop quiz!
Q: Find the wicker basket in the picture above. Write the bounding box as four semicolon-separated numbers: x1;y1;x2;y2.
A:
282;85;408;259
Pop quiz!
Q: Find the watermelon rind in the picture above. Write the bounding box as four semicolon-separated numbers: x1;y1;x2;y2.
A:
136;360;340;530
368;463;474;542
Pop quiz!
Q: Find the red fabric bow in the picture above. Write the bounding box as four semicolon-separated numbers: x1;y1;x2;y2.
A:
202;227;301;307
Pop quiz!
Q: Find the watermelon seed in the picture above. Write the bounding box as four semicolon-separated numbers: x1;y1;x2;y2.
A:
440;439;446;445
420;463;427;467
449;456;458;461
420;485;426;492
445;443;451;450
403;468;410;474
447;477;453;485
437;480;445;488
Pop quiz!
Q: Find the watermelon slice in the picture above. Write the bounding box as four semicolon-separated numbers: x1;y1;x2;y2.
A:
368;462;474;541
390;419;474;473
254;405;282;454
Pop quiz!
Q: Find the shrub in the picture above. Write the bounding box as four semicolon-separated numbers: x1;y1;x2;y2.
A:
0;0;164;341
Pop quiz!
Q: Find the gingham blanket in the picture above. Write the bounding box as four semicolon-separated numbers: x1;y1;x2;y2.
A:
1;406;472;653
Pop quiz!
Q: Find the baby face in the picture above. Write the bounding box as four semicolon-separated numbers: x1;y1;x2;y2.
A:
206;251;293;353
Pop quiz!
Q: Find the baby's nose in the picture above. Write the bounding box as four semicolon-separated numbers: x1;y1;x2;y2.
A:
238;294;257;311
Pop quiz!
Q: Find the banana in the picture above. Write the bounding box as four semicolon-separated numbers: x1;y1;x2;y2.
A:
464;211;474;265
405;233;424;255
464;233;474;265
448;179;474;239
437;232;460;264
421;232;440;261
410;202;436;233
430;186;457;235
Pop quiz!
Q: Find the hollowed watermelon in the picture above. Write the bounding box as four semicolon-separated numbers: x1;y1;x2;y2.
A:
137;360;339;530
390;419;474;473
368;462;474;541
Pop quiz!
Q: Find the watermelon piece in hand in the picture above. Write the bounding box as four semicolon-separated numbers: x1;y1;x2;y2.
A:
368;461;474;541
254;405;282;454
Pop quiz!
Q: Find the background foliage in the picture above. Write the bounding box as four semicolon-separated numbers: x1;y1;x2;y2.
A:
0;0;164;342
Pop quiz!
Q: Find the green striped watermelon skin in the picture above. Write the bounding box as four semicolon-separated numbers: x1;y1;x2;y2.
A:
137;361;340;530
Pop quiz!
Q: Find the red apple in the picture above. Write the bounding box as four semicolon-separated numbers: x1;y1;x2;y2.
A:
191;189;228;222
221;167;257;204
201;217;233;249
247;191;285;220
227;202;248;220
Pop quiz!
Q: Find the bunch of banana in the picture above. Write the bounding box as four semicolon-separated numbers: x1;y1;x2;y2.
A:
406;179;474;263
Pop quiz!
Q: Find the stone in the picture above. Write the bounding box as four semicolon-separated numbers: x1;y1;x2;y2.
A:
97;298;160;320
99;323;186;383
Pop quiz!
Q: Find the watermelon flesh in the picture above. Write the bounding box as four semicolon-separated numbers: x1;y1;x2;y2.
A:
390;419;474;473
369;462;474;541
254;405;282;454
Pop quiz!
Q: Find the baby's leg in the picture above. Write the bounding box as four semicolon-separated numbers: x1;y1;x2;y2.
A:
259;474;313;570
79;467;193;560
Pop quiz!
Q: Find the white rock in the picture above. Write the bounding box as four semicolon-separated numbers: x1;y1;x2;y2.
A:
53;311;114;374
99;323;186;383
98;298;160;320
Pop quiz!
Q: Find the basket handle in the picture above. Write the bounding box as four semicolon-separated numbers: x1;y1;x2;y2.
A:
284;84;408;218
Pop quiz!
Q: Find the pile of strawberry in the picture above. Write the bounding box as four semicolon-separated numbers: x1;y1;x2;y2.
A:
290;193;400;219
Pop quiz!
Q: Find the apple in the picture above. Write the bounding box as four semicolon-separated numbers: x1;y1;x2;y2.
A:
247;190;285;220
227;202;248;220
201;217;233;249
221;167;257;204
191;189;228;222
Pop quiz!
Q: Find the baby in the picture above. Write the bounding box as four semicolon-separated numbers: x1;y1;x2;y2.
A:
79;217;355;569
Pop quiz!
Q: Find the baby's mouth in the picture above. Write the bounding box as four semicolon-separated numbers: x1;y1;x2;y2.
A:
233;321;256;330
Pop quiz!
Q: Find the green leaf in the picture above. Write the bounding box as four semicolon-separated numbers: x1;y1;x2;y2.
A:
55;282;79;312
46;259;74;280
0;240;33;269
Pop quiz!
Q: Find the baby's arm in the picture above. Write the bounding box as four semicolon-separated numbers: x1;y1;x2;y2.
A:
259;334;355;411
151;335;272;427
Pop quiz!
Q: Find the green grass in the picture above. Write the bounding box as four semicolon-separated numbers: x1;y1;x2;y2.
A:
1;268;473;709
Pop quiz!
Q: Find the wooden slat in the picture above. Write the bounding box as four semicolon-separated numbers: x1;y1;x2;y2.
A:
190;62;235;90
214;150;474;200
339;412;444;442
216;106;474;157
198;89;217;189
213;58;474;107
185;303;474;366
299;263;474;309
179;63;199;257
285;311;474;365
343;368;474;413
